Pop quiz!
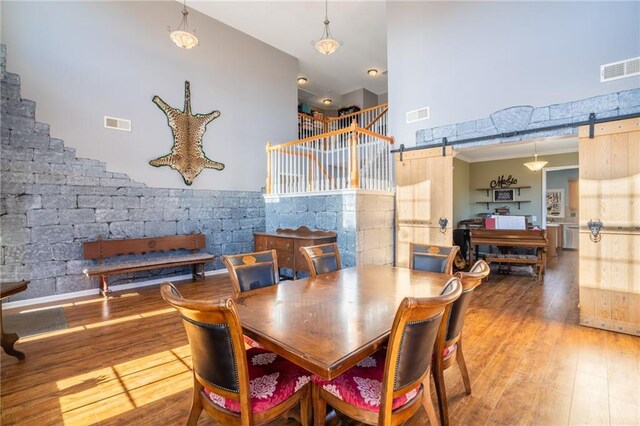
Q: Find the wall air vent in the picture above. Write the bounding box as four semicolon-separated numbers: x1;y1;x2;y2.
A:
600;57;640;82
406;107;429;124
104;116;131;132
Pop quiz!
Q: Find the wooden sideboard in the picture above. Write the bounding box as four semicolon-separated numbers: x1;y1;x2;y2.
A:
254;226;337;278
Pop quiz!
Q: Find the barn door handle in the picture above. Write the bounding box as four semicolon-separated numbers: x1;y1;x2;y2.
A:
439;217;449;233
587;219;603;243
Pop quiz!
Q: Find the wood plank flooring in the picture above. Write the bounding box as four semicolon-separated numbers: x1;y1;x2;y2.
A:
1;251;639;425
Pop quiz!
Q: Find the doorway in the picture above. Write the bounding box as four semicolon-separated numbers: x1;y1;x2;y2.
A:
542;166;579;255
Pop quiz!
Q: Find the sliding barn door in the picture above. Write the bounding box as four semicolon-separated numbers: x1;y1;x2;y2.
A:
395;147;453;268
579;117;640;336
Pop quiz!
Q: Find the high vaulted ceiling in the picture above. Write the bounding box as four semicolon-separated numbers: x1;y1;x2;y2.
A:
189;1;388;109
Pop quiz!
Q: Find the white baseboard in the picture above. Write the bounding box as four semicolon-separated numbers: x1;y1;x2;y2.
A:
2;269;228;309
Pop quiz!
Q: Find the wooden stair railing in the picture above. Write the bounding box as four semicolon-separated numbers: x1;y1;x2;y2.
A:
267;120;394;194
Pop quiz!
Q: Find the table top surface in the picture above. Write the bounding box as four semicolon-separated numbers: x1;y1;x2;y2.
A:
0;280;29;300
234;264;451;380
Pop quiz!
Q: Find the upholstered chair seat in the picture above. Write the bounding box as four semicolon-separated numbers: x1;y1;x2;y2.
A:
431;260;491;426
205;347;311;413
409;243;460;275
312;349;421;413
312;278;463;426
222;250;281;350
299;243;342;277
160;283;311;425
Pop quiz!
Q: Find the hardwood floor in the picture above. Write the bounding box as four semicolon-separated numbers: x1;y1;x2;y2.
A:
1;251;639;425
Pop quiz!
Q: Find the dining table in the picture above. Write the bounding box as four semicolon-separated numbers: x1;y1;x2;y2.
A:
234;264;452;380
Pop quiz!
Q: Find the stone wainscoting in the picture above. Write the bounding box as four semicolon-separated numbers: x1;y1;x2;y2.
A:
417;89;640;147
265;191;395;268
0;45;265;302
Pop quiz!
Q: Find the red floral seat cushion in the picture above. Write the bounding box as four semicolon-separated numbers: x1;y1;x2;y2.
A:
443;343;456;358
243;335;263;349
204;348;311;413
312;349;420;412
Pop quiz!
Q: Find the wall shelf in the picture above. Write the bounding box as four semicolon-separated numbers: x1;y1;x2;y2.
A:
476;200;531;210
475;186;532;197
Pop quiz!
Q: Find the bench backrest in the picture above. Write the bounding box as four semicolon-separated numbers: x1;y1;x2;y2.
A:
470;229;547;252
83;233;206;260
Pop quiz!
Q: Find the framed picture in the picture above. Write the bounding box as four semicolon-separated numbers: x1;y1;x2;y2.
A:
546;188;565;218
493;189;515;202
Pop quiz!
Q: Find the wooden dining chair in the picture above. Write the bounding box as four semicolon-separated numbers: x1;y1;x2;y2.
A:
160;282;312;426
222;250;280;293
312;277;463;426
299;243;342;277
431;260;490;426
409;243;460;275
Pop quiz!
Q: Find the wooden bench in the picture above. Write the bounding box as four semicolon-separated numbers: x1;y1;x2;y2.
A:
83;233;213;297
469;229;547;284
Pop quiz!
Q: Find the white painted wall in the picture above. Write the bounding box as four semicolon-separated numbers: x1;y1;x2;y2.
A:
387;1;640;146
1;1;298;191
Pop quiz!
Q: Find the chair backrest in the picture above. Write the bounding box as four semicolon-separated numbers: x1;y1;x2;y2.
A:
445;260;490;344
379;277;462;422
409;243;460;275
299;243;342;277
222;250;280;293
160;283;252;414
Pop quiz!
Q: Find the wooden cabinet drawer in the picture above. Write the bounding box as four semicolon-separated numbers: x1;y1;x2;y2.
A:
254;235;268;252
277;251;295;269
267;237;293;252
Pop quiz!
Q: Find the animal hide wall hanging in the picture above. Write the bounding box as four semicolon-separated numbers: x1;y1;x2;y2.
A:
150;81;224;185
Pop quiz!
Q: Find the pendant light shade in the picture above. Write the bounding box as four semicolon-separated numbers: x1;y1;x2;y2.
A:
169;0;199;49
524;142;548;171
314;0;340;55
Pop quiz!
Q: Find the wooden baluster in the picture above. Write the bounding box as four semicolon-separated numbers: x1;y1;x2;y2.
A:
350;120;359;189
266;142;272;194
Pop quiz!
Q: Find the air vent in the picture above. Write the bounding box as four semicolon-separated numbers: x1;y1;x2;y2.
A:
406;107;429;124
104;116;131;132
600;57;640;82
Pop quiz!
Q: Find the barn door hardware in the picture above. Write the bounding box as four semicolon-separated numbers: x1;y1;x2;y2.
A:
588;113;596;139
399;144;405;162
439;217;449;233
587;219;603;243
442;137;448;157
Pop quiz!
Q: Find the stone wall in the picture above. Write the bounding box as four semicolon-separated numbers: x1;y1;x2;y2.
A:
264;191;395;269
355;193;394;265
416;89;640;147
0;45;265;302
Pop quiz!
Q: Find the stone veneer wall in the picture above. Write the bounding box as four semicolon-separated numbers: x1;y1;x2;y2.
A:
264;191;394;269
416;89;640;147
0;45;265;302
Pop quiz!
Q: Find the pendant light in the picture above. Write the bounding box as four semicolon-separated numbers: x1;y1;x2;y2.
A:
314;0;340;55
523;141;548;171
169;0;199;49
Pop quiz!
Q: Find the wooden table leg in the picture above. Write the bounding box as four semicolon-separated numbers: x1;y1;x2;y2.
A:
0;313;25;361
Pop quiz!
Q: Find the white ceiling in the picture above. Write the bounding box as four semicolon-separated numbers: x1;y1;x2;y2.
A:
189;1;388;110
455;135;579;163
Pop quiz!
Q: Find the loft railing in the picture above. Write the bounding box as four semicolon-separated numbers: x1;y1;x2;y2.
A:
297;103;388;139
267;121;394;195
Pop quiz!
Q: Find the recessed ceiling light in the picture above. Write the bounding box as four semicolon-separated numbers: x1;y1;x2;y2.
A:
367;69;379;77
297;77;308;85
322;99;332;105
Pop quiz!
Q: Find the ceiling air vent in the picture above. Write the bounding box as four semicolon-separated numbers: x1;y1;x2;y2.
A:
600;57;640;82
406;107;429;124
104;116;131;132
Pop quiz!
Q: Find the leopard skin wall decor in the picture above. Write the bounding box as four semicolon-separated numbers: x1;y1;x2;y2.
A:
150;81;224;185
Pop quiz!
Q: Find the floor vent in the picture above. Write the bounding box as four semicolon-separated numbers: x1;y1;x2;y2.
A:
406;107;429;124
600;57;640;82
104;116;131;132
